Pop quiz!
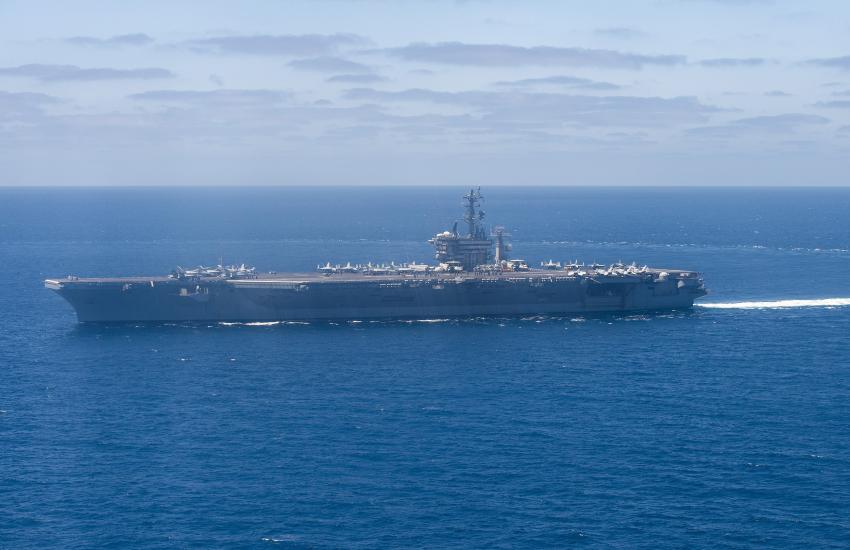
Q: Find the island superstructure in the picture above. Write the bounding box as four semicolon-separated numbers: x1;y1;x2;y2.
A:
46;189;707;322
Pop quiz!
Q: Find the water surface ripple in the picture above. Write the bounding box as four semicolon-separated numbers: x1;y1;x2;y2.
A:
2;187;850;549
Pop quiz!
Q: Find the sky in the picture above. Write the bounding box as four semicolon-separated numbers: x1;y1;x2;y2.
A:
1;0;849;186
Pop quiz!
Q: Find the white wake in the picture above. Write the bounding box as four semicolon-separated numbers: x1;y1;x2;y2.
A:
698;298;850;310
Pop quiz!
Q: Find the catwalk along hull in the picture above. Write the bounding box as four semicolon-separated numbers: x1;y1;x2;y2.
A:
46;270;706;323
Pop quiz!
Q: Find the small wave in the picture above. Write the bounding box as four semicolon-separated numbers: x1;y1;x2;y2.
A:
218;321;309;326
699;297;850;310
359;318;454;325
534;240;850;255
218;321;279;326
261;535;300;544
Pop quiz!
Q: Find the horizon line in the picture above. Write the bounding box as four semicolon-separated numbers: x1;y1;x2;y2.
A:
2;183;850;189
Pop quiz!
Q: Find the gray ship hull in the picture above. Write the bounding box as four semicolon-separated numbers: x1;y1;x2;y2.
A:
46;270;706;323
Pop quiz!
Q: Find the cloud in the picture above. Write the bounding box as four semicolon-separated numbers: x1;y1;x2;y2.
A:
179;33;368;56
65;33;154;47
287;56;372;73
814;100;850;109
682;0;774;4
22;90;452;148
83;85;718;151
0;89;314;153
733;114;829;127
377;42;686;69
686;113;829;137
3;79;841;188
0;64;174;82
493;75;621;90
343;87;720;127
698;57;766;67
594;27;646;39
0;90;60;121
764;90;790;97
326;73;386;83
807;56;850;71
129;89;289;105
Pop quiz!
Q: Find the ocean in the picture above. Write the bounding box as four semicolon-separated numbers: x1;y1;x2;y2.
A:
2;186;849;548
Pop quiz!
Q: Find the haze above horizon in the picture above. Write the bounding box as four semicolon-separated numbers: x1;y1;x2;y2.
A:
1;0;849;186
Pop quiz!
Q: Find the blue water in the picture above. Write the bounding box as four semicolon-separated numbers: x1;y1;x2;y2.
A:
2;187;850;549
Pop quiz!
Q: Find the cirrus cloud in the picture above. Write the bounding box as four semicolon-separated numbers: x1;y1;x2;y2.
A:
0;90;60;121
65;33;154;47
686;113;829;138
593;27;647;39
698;57;766;67
807;56;850;71
343;87;720;127
814;99;850;109
326;73;386;83
0;64;174;82
179;33;369;56
129;89;290;105
493;75;622;90
376;42;686;69
288;56;372;73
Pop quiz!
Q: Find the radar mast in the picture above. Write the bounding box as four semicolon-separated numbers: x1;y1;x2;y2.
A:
463;187;486;239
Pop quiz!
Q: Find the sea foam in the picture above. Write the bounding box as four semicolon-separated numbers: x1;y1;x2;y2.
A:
698;297;850;310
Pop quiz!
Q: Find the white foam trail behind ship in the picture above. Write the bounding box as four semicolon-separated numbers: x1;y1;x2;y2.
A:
699;298;850;309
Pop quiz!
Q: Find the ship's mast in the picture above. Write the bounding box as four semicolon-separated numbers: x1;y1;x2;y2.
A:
463;187;484;238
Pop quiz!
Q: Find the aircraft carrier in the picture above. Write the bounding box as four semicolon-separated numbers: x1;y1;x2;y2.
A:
46;189;707;322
